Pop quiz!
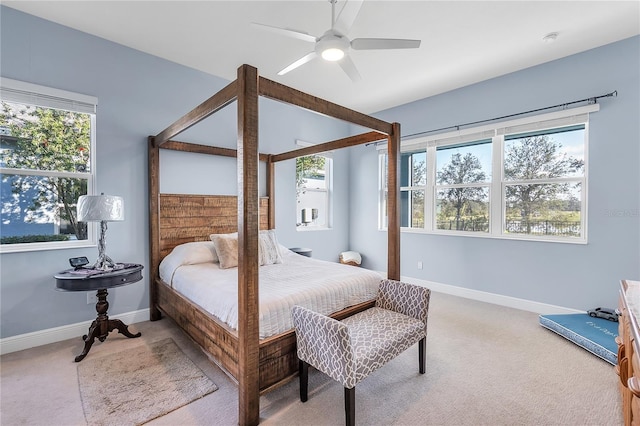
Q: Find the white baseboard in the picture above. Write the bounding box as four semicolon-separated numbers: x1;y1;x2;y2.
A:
400;275;583;315
1;278;581;355
0;308;150;356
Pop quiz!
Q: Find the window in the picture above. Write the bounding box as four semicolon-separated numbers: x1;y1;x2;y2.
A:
378;104;595;242
503;126;585;238
296;143;332;230
400;150;426;228
436;140;491;233
378;153;388;229
0;78;97;252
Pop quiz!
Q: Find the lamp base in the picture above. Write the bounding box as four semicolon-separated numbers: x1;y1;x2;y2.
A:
92;254;119;271
92;220;122;271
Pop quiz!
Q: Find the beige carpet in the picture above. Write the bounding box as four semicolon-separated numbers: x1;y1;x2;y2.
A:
0;291;622;425
77;337;217;426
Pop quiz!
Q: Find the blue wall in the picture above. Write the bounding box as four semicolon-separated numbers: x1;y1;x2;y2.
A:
0;6;352;338
1;5;638;340
349;36;640;311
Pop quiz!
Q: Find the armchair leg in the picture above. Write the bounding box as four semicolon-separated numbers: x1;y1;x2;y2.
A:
299;360;309;402
344;387;355;426
419;337;426;374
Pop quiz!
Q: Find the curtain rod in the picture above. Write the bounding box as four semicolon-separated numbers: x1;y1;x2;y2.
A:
369;90;617;145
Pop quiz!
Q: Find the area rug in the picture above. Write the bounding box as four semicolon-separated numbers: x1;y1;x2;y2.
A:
77;338;218;425
539;313;618;365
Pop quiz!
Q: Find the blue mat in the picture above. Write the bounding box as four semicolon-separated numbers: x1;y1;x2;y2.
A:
539;314;618;365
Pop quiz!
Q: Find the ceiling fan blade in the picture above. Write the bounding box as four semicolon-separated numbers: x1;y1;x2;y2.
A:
351;38;421;50
339;55;361;82
278;52;318;76
333;0;364;35
251;22;317;43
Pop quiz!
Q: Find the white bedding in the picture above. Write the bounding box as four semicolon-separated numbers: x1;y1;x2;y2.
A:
161;248;382;338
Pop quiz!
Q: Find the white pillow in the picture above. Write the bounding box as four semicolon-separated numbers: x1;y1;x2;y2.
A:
174;241;218;264
159;241;217;283
209;232;237;259
210;230;283;269
211;234;239;269
259;229;283;266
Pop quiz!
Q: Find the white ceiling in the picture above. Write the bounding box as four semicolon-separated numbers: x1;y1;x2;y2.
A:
4;1;639;113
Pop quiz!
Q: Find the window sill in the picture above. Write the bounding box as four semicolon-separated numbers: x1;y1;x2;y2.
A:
296;226;332;232
0;239;96;254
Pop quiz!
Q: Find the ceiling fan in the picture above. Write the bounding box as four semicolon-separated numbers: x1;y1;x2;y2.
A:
252;0;421;82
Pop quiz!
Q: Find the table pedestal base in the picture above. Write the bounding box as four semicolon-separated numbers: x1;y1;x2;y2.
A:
75;288;141;362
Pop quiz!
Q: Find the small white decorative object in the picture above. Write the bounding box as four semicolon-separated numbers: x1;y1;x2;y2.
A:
302;208;313;225
339;251;362;266
77;194;124;271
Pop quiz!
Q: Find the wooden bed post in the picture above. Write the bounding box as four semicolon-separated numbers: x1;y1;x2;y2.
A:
237;64;261;426
387;123;401;280
148;136;162;321
148;64;400;422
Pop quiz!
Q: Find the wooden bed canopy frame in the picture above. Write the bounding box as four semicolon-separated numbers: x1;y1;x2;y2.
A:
148;64;400;425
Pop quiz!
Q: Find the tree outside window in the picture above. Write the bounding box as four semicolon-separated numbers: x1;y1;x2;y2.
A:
1;101;92;245
504;127;584;237
436;142;491;232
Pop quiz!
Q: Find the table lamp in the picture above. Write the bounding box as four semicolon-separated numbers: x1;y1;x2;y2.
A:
77;194;124;270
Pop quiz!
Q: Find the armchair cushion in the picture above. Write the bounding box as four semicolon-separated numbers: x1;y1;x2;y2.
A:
342;307;425;386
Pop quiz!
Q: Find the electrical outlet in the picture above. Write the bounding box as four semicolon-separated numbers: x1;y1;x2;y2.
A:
87;292;97;305
417;261;423;270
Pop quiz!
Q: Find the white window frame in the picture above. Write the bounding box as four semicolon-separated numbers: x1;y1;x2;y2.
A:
400;150;427;228
296;140;333;231
434;139;492;233
378;152;388;230
379;104;597;243
0;78;98;253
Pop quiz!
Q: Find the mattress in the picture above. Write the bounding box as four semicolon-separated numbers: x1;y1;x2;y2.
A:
539;314;618;365
162;248;382;338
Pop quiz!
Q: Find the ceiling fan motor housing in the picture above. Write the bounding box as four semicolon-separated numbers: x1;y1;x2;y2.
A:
316;31;350;61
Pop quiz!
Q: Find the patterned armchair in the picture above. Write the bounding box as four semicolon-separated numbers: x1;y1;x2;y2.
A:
291;279;431;426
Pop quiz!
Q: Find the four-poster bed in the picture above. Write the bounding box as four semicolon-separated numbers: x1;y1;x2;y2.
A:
148;64;400;425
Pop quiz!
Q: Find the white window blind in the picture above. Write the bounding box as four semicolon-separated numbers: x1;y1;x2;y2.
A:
400;103;598;150
0;77;97;114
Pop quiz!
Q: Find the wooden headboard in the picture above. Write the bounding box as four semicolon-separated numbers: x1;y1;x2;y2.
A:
159;194;269;260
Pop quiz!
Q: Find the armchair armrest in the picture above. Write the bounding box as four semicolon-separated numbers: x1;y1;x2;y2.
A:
375;279;431;326
291;305;355;387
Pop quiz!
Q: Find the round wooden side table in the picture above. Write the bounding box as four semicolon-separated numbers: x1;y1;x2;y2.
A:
55;264;143;362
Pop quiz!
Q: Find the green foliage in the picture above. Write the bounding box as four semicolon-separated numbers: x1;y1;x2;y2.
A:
0;234;70;244
504;135;582;233
504;135;583;181
1;102;91;240
296;155;325;186
436;152;488;228
296;155;326;200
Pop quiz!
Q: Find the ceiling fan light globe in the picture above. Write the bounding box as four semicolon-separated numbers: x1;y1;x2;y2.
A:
316;31;349;62
322;47;345;61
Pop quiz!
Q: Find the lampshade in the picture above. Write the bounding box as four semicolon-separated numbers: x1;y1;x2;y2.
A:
77;195;124;222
